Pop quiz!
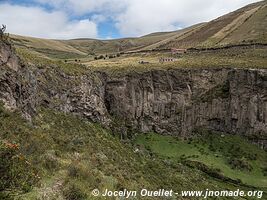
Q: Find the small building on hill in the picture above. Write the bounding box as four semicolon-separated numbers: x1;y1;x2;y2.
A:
171;48;187;54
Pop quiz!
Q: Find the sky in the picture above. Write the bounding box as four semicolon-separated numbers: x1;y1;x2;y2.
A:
0;0;262;40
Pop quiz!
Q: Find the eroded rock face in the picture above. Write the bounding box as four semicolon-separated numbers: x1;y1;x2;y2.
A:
0;40;266;148
103;69;267;149
104;69;267;138
0;41;19;71
0;40;110;124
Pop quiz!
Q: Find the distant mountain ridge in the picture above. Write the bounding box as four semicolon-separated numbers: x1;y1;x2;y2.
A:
10;0;267;58
156;0;267;49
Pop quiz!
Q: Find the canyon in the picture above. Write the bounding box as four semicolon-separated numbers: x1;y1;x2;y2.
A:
1;39;266;149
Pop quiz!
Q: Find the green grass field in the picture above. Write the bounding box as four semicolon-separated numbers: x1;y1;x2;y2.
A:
134;132;267;188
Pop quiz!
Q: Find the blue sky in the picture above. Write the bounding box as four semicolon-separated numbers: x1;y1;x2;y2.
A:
0;0;261;39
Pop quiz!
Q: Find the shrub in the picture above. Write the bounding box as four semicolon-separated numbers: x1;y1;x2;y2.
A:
228;157;252;171
0;24;10;43
0;24;6;36
41;150;60;172
68;164;79;178
262;167;267;176
66;160;99;186
0;103;10;118
98;55;104;59
63;183;87;200
0;141;39;194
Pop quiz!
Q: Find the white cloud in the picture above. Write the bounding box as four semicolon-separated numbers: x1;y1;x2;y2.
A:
91;14;107;23
114;0;262;36
0;0;262;39
35;0;127;15
0;3;97;39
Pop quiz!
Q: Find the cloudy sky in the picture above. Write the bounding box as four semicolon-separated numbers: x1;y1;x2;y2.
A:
0;0;262;39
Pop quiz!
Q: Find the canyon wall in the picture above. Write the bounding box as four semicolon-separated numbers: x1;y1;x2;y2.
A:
105;69;267;149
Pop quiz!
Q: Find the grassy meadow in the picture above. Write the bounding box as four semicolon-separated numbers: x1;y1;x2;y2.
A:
134;132;267;188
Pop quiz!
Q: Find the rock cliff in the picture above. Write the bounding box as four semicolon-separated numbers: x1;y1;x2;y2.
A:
0;40;266;148
105;68;267;149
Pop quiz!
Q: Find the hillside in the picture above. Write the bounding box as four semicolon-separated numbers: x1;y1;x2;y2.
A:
10;34;87;59
157;1;267;49
62;30;182;54
9;1;267;59
10;30;183;59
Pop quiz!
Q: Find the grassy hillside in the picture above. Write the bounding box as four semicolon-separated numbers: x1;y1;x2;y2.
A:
11;35;87;59
15;42;267;78
1;102;267;199
2;103;261;200
63;30;182;55
9;1;267;59
86;47;267;75
10;30;182;59
158;1;267;49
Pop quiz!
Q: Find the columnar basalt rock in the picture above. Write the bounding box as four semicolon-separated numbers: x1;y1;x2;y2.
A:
104;69;267;148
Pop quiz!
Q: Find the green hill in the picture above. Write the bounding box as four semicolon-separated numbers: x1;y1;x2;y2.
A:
9;1;267;59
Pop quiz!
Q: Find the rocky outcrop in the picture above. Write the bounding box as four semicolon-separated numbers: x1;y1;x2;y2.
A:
0;40;266;148
0;40;109;124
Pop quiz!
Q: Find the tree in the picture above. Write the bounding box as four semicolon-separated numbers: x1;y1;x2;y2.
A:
98;55;104;59
0;24;6;37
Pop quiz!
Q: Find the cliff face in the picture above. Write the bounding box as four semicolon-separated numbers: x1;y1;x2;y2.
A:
0;40;109;124
0;41;266;148
105;69;267;139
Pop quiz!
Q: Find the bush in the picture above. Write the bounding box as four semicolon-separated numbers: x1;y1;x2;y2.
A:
0;24;10;43
262;167;267;176
228;157;252;171
41;150;60;172
0;141;39;194
66;160;99;187
98;55;104;59
63;183;87;200
67;164;80;178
